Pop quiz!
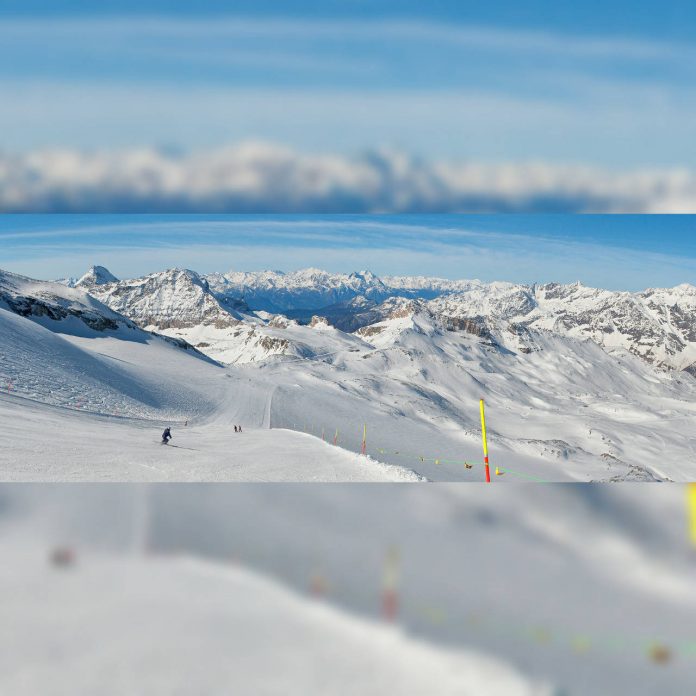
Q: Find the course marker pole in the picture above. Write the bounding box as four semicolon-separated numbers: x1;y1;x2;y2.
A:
480;399;491;483
688;484;696;545
361;423;367;455
382;546;400;622
333;428;339;446
311;570;328;598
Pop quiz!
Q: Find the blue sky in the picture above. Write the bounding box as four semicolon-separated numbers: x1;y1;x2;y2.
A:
3;1;694;41
2;215;696;291
0;2;694;168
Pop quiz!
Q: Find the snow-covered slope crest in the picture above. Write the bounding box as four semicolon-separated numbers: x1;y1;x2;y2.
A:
0;307;219;419
0;268;137;335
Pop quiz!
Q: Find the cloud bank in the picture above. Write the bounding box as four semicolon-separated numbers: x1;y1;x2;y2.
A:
1;142;695;213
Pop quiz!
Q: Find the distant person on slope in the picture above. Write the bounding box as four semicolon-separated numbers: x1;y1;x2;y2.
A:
234;425;238;433
161;427;172;445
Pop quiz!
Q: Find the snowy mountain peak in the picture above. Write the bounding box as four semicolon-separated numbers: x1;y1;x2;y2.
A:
85;267;236;332
76;265;119;288
349;270;379;283
157;267;206;285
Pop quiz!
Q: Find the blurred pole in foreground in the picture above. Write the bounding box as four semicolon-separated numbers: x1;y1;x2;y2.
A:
382;546;400;622
133;484;151;556
688;484;696;545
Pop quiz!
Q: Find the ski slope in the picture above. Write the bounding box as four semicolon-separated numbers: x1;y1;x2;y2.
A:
0;307;221;420
0;394;421;482
0;300;422;481
0;548;547;696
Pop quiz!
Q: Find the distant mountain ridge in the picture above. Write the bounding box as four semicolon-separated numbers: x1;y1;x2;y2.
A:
65;265;696;373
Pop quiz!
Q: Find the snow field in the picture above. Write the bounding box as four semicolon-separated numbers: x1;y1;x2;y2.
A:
0;547;548;696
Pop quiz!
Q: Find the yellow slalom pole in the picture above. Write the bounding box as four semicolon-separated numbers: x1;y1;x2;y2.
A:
688;484;696;545
480;399;491;483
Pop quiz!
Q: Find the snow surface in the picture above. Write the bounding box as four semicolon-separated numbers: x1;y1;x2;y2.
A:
3;484;695;695
0;395;422;482
0;547;546;696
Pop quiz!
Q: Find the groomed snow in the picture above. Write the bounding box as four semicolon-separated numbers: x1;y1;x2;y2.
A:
0;395;423;482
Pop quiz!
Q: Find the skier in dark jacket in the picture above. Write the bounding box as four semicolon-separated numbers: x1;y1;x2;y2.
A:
162;427;172;444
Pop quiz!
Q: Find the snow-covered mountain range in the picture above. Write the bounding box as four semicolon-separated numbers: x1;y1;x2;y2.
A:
74;264;696;374
5;264;696;481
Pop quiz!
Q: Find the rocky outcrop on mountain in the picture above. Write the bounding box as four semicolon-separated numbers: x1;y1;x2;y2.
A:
267;315;295;329
0;269;135;334
3;293;121;331
309;315;330;328
444;316;491;338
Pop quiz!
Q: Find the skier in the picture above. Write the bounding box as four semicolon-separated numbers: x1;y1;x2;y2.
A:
234;425;238;433
238;425;243;433
161;427;172;445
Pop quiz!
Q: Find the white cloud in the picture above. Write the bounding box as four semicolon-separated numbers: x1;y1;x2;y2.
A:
0;142;694;214
3;17;693;64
